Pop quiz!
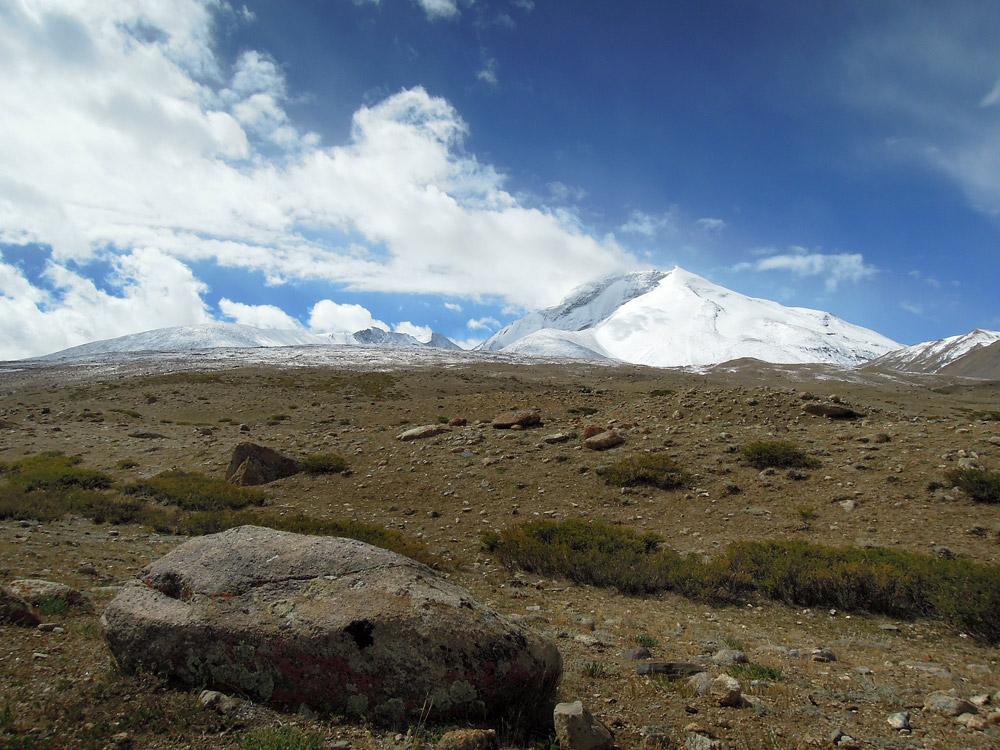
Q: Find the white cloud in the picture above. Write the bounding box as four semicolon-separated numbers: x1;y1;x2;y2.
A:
0;247;210;358
452;336;484;350
695;217;726;232
307;300;388;333
547;182;587;203
734;248;877;291
900;301;923;316
619;209;678;237
444;301;462;311
477;56;499;87
394;321;432;342
415;0;458;20
467;316;500;331
219;298;302;329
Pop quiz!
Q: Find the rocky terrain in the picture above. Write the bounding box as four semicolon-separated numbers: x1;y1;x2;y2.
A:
1;350;999;749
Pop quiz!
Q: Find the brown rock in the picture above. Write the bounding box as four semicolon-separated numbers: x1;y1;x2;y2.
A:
582;426;606;440
584;431;624;451
448;418;467;427
7;579;93;612
397;424;450;441
492;410;541;429
225;443;299;486
102;526;562;727
0;589;40;627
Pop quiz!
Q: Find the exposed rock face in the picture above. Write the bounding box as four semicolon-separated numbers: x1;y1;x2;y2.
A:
225;443;299;486
102;526;562;726
7;579;93;612
802;403;864;419
584;431;624;451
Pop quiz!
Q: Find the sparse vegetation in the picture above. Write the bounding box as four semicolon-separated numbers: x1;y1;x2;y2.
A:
730;663;782;682
945;467;1000;504
582;662;610;678
300;453;350;475
123;470;269;511
739;440;821;470
649;388;675;397
568;406;598;416
633;634;658;648
596;453;692;490
240;726;324;750
0;452;113;491
485;520;1000;643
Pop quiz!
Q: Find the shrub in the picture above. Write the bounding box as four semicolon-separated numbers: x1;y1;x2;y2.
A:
240;726;323;750
0;452;113;491
649;389;675;397
945;467;1000;504
485;520;1000;644
300;453;349;475
123;470;268;511
739;441;820;470
730;663;782;682
582;662;609;678
596;453;691;490
35;596;70;616
633;634;658;648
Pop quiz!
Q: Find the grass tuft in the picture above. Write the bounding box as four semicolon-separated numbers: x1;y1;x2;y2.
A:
240;726;323;750
123;470;269;511
739;441;821;470
945;467;1000;504
0;452;113;491
595;453;691;490
300;453;350;475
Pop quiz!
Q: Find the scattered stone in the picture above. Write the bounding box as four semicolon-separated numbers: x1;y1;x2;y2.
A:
544;432;576;444
637;725;673;749
785;468;808;481
437;729;498;750
0;589;40;627
7;579;93;612
636;662;705;678
582;426;606;440
397;424;450;441
722;481;742;495
710;674;743;707
923;690;978;717
448;418;467;427
873;432;891;443
584;431;624;451
989;435;1000;446
225;443;299;486
127;431;166;439
887;711;911;730
103;526;562;726
686;672;713;695
829;729;859;748
970;694;991;707
710;649;748;666
492;411;540;429
199;689;242;714
621;647;652;660
684;733;722;750
810;648;836;663
798;392;816;400
553;700;613;750
802;403;864;419
37;622;60;632
78;563;98;576
955;713;986;731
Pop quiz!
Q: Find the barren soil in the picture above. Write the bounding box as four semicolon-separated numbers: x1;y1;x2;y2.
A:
1;353;999;749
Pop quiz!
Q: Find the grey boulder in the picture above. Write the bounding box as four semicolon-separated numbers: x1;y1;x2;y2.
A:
102;526;561;726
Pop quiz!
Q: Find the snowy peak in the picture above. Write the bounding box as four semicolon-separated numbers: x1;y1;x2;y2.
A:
479;267;900;367
39;323;460;361
866;329;1000;375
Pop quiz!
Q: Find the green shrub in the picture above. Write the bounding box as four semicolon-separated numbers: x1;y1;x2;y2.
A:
123;471;268;511
0;452;113;491
596;453;691;490
633;634;658;648
739;441;820;470
300;453;349;475
582;662;609;678
730;663;782;682
240;726;323;750
649;389;675;397
35;596;70;616
945;467;1000;504
486;520;1000;644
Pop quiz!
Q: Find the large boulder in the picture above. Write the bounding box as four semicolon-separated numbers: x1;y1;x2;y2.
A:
102;526;562;726
225;443;299;486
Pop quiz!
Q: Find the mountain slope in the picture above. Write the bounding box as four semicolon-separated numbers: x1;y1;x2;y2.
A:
39;323;460;361
478;267;900;367
865;329;1000;378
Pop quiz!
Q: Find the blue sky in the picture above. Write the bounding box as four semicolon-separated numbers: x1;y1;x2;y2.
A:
1;0;999;358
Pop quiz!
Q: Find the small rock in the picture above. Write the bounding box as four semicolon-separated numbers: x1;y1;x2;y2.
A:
810;648;836;663
199;689;242;714
397;424;450;441
637;725;673;749
621;647;652;660
710;674;742;708
448;418;467;427
111;732;132;747
687;672;713;695
0;589;40;627
584;431;624;451
225;443;299;486
637;662;705;678
437;729;498;750
710;649;748;666
924;690;978;717
553;700;614;750
802;403;863;419
492;411;540;429
582;425;606;440
955;713;986;731
970;694;991;707
36;622;60;632
544;432;576;444
7;580;93;612
887;711;911;730
722;481;742;495
684;733;722;750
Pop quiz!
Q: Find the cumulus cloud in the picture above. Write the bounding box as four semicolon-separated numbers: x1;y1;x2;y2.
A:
219;298;303;329
467;316;500;331
394;321;433;342
0;0;631;357
695;217;726;232
733;248;877;291
0;248;210;359
619;209;678;237
307;300;388;333
477;56;499;87
444;302;462;311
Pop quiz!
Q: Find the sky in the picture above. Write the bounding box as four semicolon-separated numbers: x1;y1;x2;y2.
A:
2;0;999;359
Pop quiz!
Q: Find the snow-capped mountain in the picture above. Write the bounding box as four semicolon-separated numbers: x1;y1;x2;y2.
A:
477;267;900;367
39;323;460;361
865;329;1000;376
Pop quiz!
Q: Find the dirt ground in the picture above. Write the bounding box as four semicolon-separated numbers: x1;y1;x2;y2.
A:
1;352;999;749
